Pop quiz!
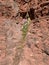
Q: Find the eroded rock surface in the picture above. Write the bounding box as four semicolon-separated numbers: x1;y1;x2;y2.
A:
0;0;49;65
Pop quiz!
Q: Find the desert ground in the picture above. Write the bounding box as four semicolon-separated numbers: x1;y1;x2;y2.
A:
0;0;49;65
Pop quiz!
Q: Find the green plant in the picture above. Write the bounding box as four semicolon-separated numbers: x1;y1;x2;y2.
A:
22;13;31;40
22;21;28;39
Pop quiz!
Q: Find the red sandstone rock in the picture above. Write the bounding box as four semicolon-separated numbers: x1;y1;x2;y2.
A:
0;0;49;65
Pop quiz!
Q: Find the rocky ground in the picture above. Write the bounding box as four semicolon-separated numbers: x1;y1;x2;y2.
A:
0;0;49;65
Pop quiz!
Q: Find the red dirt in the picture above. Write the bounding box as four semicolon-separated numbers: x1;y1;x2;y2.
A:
0;0;49;65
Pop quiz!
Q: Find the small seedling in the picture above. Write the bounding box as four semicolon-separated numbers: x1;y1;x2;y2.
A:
22;12;31;40
22;21;28;39
18;13;31;51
